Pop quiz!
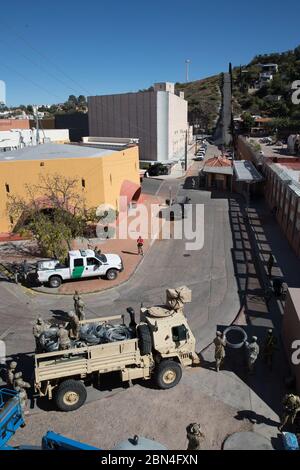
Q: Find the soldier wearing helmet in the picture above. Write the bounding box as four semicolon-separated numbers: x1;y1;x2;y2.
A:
214;331;226;372
6;361;17;388
186;423;205;450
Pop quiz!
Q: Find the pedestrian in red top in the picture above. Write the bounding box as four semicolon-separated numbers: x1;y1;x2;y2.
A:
137;236;144;256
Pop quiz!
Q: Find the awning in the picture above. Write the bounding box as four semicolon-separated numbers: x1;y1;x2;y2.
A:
233;160;263;183
119;180;141;211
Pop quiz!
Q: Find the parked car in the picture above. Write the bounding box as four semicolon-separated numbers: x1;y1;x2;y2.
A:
148;163;169;176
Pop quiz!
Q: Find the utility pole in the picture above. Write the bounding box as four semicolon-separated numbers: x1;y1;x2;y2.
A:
185;129;188;171
185;59;191;82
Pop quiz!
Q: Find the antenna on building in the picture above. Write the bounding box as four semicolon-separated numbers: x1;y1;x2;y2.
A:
185;59;191;82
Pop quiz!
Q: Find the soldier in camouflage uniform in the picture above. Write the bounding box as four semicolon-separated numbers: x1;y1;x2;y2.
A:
214;331;226;372
278;393;300;431
6;361;17;388
245;336;260;374
13;372;30;392
186;423;205;450
77;298;85;321
68;311;80;340
57;324;71;350
73;290;80;314
263;329;277;370
32;317;46;353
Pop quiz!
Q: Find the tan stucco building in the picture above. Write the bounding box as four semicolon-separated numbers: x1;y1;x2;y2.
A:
0;143;140;233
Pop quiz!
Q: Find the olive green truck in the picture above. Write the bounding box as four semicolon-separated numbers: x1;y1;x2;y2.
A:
34;307;199;411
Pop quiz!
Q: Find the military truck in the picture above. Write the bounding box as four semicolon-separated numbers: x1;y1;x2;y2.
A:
34;304;198;411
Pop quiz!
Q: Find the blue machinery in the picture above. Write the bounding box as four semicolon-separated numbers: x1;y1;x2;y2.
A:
0;388;99;450
0;389;25;450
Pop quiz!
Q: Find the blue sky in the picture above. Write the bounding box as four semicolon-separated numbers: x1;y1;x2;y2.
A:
1;0;300;106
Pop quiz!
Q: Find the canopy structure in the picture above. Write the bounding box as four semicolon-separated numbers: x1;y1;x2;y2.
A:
233;160;263;183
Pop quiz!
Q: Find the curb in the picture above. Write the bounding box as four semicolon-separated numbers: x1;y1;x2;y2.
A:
27;223;162;297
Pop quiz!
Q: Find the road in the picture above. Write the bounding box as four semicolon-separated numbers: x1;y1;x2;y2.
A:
0;144;240;356
0;144;244;448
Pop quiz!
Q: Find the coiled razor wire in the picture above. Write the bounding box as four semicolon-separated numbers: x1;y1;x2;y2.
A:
38;323;134;352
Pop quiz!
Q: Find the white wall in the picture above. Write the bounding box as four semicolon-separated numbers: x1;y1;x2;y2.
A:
168;92;188;160
156;92;169;162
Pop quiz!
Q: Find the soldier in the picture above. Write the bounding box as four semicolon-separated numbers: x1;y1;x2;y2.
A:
186;423;205;450
245;336;260;374
15;385;29;417
32;317;46;353
267;253;274;278
57;324;71;350
77;298;85;321
214;331;226;372
278;393;300;431
13;372;30;392
263;329;277;370
73;290;80;314
67;311;80;340
6;361;17;388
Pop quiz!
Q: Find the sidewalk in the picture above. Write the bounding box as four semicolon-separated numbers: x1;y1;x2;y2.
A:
30;192;165;295
199;192;299;448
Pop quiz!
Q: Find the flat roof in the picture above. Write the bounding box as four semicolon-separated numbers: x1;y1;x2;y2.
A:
0;143;115;163
233;160;263;182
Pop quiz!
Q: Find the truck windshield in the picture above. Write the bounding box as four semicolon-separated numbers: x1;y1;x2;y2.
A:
96;254;107;263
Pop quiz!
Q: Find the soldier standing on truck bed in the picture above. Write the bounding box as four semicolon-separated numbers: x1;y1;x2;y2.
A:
57;324;71;350
68;311;80;340
32;317;46;353
214;331;226;372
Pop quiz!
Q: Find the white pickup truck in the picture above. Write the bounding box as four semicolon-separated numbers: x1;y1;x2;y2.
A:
36;249;124;288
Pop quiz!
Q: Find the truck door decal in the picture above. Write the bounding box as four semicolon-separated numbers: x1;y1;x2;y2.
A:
72;259;85;279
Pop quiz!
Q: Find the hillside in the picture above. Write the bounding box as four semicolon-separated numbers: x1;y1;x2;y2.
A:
232;45;300;131
175;75;222;133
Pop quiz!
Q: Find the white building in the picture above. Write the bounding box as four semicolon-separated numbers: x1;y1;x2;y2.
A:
88;82;188;162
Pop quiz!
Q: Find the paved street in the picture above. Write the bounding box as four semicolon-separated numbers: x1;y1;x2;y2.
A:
1;142;294;449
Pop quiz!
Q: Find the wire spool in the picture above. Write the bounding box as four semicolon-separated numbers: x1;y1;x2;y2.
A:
223;326;247;349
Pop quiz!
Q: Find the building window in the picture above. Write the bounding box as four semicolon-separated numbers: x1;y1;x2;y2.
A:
110;174;112;185
40;162;45;167
9;216;13;224
81;178;86;188
5;183;10;193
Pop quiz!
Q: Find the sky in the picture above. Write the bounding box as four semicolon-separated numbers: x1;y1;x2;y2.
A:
0;0;300;106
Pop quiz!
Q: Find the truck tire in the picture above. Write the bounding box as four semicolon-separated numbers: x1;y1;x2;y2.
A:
55;379;87;412
49;275;62;288
155;360;182;389
137;324;153;356
106;269;118;280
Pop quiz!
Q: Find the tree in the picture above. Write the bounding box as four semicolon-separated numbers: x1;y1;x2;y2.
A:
241;112;255;132
7;174;98;260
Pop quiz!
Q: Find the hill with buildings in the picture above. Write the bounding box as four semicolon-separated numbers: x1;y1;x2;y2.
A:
232;45;300;134
175;75;222;133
